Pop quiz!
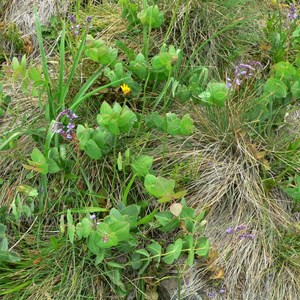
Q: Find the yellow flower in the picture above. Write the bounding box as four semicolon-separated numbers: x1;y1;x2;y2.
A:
120;84;131;95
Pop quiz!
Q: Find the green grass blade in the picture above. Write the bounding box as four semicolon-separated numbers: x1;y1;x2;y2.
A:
70;77;130;111
72;66;104;105
60;29;88;108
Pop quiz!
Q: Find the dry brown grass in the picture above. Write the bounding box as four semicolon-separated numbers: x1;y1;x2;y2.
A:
3;0;69;45
146;101;300;299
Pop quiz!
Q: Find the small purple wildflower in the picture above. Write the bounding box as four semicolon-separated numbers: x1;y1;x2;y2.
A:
236;224;247;231
69;14;77;24
207;292;216;298
86;16;92;23
227;60;263;87
90;214;96;220
67;123;75;131
226;77;232;88
288;4;297;20
219;288;226;294
235;78;242;86
226;227;235;234
238;233;255;240
52;109;78;140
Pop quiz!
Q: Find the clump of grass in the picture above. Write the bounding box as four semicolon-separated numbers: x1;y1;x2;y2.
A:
142;75;300;298
160;0;269;75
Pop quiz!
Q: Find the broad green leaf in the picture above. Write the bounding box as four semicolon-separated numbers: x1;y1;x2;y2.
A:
85;139;102;160
195;237;210;257
118;106;137;133
135;249;150;257
177;84;191;103
131;155;153;177
94;225;119;249
275;61;297;80
145;112;164;130
147;241;162;264
138;5;164;29
81;218;92;238
184;235;195;267
155;211;173;226
109;221;130;242
291;81;300;98
160;218;181;232
46;158;60;174
76;125;91;149
100;101;113;115
207;82;228;107
180;114;194;135
144;174;175;198
166;113;181;135
129;53;148;79
31;147;46;163
180;206;195;219
136;208;158;225
264;78;287;98
163;238;183;264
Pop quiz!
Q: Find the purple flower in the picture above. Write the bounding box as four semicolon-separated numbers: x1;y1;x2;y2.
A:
238;233;255;240
207;292;216;298
71;113;78;119
226;227;235;234
86;16;92;23
235;78;242;86
228;60;263;87
236;224;247;231
57;128;64;134
219;288;226;294
52;109;77;140
288;4;297;20
226;77;232;88
67;123;75;132
90;214;96;220
69;15;77;24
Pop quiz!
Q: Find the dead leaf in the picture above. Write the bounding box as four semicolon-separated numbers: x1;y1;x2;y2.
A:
170;203;183;216
210;267;225;280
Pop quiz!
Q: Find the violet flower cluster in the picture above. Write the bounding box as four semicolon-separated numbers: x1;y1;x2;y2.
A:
68;15;92;36
207;288;226;298
288;4;297;21
226;224;255;240
226;61;262;88
52;109;78;140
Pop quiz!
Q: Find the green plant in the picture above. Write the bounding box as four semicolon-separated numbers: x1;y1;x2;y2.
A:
0;223;20;263
65;199;209;295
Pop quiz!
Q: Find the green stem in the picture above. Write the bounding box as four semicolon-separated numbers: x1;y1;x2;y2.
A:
40;174;48;212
